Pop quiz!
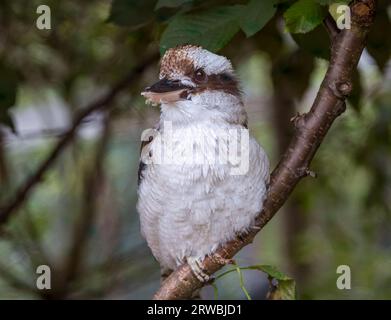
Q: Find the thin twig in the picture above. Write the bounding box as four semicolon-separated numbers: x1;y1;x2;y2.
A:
323;13;340;40
0;53;158;226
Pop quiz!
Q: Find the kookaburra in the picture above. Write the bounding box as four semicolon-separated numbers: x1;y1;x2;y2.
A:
137;45;269;283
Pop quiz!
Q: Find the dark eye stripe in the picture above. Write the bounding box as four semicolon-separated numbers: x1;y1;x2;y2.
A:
219;73;232;82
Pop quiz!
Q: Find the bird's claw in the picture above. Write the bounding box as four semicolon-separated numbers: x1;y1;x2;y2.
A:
187;257;210;282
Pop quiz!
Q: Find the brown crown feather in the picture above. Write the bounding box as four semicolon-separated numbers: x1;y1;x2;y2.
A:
159;45;201;79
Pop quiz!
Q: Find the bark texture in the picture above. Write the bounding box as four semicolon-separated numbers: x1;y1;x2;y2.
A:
153;0;376;300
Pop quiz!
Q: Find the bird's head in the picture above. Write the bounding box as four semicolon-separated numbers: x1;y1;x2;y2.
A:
142;45;245;125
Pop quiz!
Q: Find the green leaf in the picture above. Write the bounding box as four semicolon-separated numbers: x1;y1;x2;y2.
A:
316;0;332;4
155;0;192;10
318;0;350;5
215;264;296;300
0;62;18;132
160;6;242;54
250;265;291;280
267;279;297;300
239;0;278;37
107;0;156;29
316;0;337;4
284;0;327;33
251;265;296;300
217;264;292;281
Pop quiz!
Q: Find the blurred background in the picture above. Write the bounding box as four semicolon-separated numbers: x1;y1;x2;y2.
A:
0;0;390;299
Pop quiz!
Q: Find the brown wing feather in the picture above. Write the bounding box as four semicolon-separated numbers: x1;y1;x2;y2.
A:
138;139;151;186
137;125;159;186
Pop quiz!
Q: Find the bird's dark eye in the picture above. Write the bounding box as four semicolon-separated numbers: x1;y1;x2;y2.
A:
194;68;207;83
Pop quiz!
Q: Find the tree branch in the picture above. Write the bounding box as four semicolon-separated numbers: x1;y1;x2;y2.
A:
0;53;159;226
153;0;376;300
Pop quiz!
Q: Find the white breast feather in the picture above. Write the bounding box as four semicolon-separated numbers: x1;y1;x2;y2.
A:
137;108;269;270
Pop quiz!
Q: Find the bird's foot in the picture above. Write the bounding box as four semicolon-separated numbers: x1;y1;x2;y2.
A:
187;257;210;282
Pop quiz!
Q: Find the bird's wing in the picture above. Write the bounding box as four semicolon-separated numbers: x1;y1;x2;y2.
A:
138;124;160;186
137;141;150;186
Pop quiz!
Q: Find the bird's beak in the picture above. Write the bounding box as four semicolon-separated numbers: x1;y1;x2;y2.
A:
141;78;190;105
